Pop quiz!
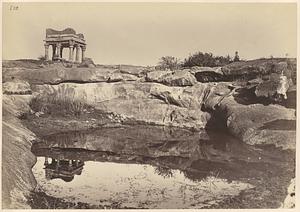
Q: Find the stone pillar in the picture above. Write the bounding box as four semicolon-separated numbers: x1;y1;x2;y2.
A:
44;157;49;165
69;45;74;62
75;45;80;63
56;159;60;171
52;44;56;59
60;47;63;59
44;44;49;60
56;43;61;59
81;45;86;61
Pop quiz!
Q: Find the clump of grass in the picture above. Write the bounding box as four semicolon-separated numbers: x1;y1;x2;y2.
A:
30;96;89;117
29;88;91;117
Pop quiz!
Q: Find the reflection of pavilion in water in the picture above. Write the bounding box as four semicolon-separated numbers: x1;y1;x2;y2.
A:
44;157;84;182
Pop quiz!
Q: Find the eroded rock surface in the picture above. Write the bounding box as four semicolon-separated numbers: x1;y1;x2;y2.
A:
146;70;197;86
189;66;223;75
255;74;291;102
195;71;224;83
3;79;32;95
189;66;225;83
33;82;212;129
204;92;296;150
221;58;296;81
2;95;37;209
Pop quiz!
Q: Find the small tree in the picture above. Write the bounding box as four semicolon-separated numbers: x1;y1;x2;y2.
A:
158;56;180;71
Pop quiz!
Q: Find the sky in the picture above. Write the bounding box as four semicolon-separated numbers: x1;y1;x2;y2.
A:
2;2;297;66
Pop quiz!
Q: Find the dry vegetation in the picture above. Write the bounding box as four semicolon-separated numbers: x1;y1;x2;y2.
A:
29;87;90;117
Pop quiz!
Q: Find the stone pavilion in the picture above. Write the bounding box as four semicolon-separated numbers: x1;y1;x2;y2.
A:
44;28;86;63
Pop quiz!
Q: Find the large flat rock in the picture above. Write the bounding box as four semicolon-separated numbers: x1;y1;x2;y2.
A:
3;64;141;85
33;82;212;130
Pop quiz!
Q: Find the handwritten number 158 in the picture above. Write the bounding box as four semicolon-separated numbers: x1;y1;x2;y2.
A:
10;5;19;11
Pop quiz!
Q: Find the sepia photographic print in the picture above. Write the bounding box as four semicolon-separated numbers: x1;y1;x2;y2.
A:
1;0;298;210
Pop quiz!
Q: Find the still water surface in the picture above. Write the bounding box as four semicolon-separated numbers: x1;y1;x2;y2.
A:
31;125;293;208
33;157;251;208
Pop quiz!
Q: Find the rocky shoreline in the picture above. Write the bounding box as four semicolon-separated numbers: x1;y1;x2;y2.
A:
2;58;296;208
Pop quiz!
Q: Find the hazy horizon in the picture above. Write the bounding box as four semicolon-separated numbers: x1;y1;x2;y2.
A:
3;2;297;66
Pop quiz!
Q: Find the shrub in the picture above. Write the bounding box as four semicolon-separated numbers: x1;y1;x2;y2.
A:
157;56;181;70
183;52;232;68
